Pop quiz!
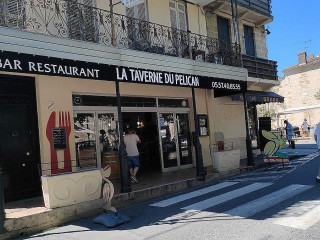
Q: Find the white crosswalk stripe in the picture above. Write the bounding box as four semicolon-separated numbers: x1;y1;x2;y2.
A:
150;181;239;207
181;182;272;211
225;184;313;218
273;199;320;230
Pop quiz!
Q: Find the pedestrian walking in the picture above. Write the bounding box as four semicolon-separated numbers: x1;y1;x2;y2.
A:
301;119;309;137
314;122;320;182
284;120;294;148
124;127;141;183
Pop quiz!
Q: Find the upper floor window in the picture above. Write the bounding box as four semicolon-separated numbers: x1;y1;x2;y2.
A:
67;0;97;42
217;16;230;43
169;0;187;31
126;1;148;21
1;0;25;28
244;24;255;56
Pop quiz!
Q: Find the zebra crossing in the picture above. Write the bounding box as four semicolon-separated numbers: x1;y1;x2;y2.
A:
228;152;320;182
149;181;317;230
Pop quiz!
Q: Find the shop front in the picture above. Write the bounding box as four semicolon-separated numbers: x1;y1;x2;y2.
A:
0;49;246;206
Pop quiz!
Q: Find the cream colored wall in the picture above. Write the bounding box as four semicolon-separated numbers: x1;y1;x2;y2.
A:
211;96;247;160
37;75;214;172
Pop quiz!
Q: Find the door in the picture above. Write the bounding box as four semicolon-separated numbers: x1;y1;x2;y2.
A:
0;102;41;202
97;113;119;170
217;16;230;43
126;1;149;50
176;113;192;166
159;113;178;169
73;112;97;168
169;0;188;57
67;0;97;42
244;24;255;56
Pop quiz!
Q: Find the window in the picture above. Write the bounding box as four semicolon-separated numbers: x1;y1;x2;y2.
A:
169;0;188;57
1;0;25;28
67;0;97;42
126;2;149;50
244;24;255;56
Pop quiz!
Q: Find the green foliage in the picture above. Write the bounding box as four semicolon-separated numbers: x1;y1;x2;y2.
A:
257;104;277;119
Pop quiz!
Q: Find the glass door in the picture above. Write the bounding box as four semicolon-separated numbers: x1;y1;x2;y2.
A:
176;113;192;166
73;112;97;169
159;113;178;169
96;113;119;170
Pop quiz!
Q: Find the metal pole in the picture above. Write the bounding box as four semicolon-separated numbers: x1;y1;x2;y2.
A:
0;166;5;233
115;79;131;193
242;91;255;167
192;87;206;180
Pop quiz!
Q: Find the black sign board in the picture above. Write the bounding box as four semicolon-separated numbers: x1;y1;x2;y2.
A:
0;50;246;93
52;128;67;150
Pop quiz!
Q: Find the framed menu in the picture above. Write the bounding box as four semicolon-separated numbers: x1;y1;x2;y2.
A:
198;115;209;136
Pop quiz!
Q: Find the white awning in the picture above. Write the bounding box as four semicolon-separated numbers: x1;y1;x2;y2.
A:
276;105;320;115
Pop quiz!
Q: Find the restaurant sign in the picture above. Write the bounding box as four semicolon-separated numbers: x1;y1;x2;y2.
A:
0;50;246;93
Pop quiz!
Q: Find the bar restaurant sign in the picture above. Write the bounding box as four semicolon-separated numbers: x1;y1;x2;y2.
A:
0;50;246;93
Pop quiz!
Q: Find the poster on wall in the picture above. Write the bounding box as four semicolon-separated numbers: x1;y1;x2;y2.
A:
198;115;209;136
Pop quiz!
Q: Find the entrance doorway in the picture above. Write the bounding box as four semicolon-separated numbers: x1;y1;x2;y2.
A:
0;75;41;202
123;112;161;172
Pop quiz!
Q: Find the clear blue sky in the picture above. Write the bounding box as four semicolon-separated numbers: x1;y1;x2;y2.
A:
267;0;320;77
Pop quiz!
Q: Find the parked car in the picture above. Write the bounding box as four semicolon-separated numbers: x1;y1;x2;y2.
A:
292;126;300;138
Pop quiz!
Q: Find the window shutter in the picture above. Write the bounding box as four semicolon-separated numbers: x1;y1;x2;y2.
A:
170;9;177;29
137;2;147;21
4;0;24;28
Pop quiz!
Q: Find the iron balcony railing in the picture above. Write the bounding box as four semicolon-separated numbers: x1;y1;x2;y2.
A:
0;0;241;67
242;54;277;81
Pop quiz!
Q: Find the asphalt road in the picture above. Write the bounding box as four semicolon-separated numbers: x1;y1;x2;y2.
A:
18;152;320;240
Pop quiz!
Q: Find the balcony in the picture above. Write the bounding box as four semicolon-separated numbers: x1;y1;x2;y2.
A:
0;0;241;68
242;54;277;81
198;0;272;26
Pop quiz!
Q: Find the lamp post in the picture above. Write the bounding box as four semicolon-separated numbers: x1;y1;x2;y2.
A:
115;78;131;193
192;87;206;180
242;91;255;167
0;165;5;233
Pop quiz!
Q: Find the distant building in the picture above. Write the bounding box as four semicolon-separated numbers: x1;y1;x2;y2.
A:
275;52;320;130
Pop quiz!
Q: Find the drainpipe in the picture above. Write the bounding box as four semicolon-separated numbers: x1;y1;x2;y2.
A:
0;166;5;233
242;91;255;167
192;88;206;180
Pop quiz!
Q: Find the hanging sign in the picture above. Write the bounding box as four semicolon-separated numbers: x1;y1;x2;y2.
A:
121;0;145;8
0;50;246;93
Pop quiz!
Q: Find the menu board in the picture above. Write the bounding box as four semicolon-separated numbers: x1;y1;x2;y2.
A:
52;128;67;150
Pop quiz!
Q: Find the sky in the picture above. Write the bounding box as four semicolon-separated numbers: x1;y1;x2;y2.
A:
267;0;320;77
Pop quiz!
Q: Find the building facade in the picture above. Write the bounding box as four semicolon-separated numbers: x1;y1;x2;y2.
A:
274;52;320;131
0;0;278;207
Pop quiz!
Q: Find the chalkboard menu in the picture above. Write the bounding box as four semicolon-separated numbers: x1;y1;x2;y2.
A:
52;128;67;150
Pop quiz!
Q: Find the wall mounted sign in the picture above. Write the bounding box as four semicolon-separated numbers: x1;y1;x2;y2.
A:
52;128;67;150
0;50;246;93
198;114;209;136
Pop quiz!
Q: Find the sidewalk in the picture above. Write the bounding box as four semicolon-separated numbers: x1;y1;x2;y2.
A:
1;140;317;239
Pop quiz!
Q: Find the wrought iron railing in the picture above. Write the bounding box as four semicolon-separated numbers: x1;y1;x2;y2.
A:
0;0;241;67
242;54;277;80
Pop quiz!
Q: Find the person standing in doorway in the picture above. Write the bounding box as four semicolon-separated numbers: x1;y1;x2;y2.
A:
284;120;293;148
301;119;309;137
314;122;320;182
124;127;141;183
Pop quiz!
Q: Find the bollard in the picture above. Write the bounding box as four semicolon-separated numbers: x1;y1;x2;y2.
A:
0;166;5;233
